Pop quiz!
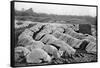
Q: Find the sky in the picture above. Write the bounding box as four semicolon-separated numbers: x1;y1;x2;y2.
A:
15;2;97;17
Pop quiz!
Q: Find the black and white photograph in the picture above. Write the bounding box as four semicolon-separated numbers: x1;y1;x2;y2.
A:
11;1;97;67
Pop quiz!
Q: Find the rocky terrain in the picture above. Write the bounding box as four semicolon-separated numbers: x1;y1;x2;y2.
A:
14;20;97;66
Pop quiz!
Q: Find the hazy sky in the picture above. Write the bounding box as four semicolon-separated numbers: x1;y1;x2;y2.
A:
15;2;96;17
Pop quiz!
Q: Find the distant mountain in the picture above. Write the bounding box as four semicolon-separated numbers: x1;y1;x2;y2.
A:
15;8;38;16
25;8;34;15
24;8;39;16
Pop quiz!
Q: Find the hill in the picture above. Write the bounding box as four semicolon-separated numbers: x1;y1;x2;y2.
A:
15;8;97;25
